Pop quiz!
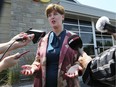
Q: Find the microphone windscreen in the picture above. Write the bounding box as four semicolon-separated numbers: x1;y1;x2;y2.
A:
68;35;82;50
26;28;46;44
96;16;110;33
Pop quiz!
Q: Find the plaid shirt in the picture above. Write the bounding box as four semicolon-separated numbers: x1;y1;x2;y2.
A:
82;46;116;87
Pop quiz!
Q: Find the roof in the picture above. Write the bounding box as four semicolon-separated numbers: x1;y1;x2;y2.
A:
60;0;116;21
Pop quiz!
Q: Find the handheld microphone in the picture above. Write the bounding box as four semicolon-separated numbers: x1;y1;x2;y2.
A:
68;35;83;56
96;16;116;33
26;28;46;44
16;37;27;41
15;34;34;41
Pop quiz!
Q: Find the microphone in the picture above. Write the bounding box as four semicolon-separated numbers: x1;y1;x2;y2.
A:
26;28;46;44
96;16;116;33
15;34;35;41
68;35;83;76
16;38;26;41
68;35;83;56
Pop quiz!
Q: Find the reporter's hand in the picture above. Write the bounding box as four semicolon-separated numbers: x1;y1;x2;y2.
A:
21;64;39;76
78;52;92;70
112;33;116;40
0;53;20;72
65;64;82;78
10;32;34;49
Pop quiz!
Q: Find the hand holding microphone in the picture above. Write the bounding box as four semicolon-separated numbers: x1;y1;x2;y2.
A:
10;32;35;50
0;29;46;72
67;35;84;77
0;28;46;60
68;35;92;73
25;28;46;44
0;53;20;72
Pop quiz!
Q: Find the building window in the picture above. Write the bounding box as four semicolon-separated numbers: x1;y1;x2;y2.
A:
83;45;95;55
79;20;92;26
64;18;78;24
64;24;79;31
80;26;92;32
81;33;93;44
96;31;113;53
64;18;95;56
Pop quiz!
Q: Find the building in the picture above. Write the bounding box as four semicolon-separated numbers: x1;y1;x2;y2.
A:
1;0;116;57
60;0;116;57
0;0;116;85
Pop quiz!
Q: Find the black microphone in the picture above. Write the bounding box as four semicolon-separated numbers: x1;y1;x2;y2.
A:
15;34;35;41
68;35;83;56
16;37;26;41
96;16;116;33
26;28;46;44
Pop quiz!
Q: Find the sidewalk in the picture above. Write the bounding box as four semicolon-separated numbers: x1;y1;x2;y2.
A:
1;78;90;87
0;81;33;87
12;81;33;87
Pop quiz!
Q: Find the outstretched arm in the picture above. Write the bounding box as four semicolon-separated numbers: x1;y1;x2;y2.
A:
0;32;34;54
21;57;41;76
0;53;20;72
78;52;92;71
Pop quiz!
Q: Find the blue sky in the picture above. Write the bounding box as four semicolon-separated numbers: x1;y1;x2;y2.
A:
76;0;116;13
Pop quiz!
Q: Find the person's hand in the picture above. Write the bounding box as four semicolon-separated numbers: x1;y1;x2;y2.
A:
112;33;116;40
78;52;92;70
21;64;39;75
10;32;34;49
65;64;82;78
0;53;20;72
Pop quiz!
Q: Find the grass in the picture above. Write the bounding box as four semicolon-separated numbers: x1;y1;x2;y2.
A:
0;53;35;86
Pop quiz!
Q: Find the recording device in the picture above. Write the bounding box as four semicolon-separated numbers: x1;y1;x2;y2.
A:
15;28;46;44
68;35;83;56
96;16;116;33
0;28;46;61
16;36;28;41
26;28;46;44
15;50;30;59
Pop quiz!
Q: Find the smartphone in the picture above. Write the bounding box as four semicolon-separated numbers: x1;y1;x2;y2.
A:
15;50;30;59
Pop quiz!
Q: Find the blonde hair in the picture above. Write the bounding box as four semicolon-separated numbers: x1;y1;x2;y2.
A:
45;3;65;18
